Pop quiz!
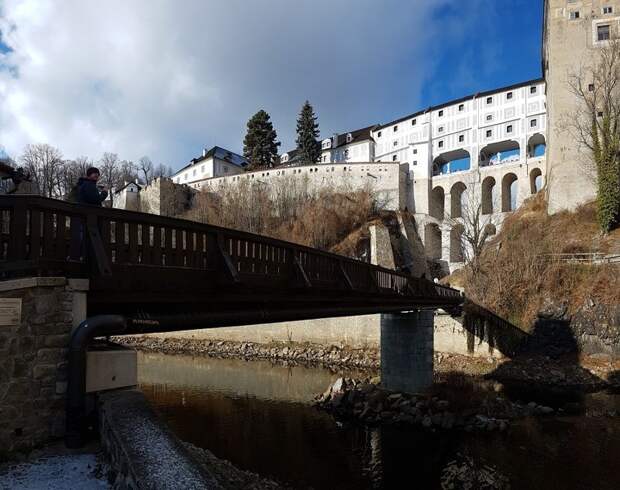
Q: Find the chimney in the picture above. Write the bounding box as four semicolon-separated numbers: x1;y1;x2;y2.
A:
202;148;207;157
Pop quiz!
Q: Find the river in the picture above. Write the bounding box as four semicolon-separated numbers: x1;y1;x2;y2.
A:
138;351;620;490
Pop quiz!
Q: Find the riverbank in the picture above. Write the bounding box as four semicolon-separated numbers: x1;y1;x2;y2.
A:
115;335;620;388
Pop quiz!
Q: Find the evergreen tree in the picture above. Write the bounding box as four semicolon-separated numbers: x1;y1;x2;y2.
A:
295;100;320;165
243;110;280;169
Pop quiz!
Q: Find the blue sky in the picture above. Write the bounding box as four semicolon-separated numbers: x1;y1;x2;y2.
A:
0;0;543;171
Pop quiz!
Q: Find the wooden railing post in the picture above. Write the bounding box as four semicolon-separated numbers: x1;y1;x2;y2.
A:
9;200;27;261
86;214;112;276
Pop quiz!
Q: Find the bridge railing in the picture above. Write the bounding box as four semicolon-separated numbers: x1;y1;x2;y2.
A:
0;195;461;302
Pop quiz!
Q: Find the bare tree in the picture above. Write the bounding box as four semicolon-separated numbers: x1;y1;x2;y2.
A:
567;40;620;232
118;160;138;185
153;163;173;180
59;156;92;196
444;187;500;275
20;144;65;197
99;152;120;205
137;156;154;185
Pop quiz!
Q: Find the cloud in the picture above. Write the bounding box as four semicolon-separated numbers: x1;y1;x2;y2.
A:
1;0;462;170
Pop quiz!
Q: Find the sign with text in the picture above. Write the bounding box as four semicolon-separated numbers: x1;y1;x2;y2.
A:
0;298;22;326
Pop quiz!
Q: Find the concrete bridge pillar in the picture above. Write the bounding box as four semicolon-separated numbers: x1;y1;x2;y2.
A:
380;310;434;393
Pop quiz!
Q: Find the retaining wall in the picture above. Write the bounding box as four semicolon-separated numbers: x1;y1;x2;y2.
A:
99;389;219;489
0;277;87;455
141;310;516;359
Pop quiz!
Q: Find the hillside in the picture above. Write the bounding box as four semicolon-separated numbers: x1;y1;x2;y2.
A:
447;194;620;356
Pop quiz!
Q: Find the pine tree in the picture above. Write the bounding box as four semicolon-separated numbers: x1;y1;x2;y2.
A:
296;101;320;165
243;110;280;169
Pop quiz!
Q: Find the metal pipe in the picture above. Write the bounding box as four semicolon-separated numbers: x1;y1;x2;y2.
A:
65;314;127;448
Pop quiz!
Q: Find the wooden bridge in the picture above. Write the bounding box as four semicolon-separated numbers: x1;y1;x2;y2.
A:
0;195;462;332
0;194;465;448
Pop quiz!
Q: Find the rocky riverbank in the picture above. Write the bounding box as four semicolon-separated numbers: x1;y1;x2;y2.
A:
114;335;380;370
115;335;620;389
315;374;619;433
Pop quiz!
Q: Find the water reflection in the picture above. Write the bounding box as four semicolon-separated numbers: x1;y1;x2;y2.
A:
138;352;620;490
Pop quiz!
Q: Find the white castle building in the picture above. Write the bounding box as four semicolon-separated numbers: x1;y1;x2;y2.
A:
172;146;248;189
164;79;547;273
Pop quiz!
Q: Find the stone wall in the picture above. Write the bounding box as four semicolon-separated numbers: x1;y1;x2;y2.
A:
135;308;522;360
0;277;87;456
99;389;219;489
140;177;194;216
544;0;601;213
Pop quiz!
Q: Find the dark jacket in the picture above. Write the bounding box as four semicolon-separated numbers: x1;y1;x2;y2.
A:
77;177;108;206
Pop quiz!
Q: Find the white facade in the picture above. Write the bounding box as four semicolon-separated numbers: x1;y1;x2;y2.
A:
172;146;247;189
349;79;547;272
372;79;546;178
112;181;141;211
281;126;376;165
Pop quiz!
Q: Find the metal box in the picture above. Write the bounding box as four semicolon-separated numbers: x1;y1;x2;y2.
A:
85;343;137;393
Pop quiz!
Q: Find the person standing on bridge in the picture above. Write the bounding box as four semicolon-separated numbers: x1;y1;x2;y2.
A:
68;167;108;260
76;167;108;206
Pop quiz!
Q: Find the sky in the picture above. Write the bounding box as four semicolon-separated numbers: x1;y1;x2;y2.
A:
0;0;544;172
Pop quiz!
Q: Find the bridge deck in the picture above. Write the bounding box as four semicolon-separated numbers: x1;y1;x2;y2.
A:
0;195;462;332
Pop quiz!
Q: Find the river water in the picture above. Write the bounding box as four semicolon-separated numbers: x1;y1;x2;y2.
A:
138;352;620;490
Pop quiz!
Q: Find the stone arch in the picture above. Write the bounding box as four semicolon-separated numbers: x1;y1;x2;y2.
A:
424;223;442;260
432;149;471;176
481;176;496;215
530;167;543;194
501;172;518;212
527;133;546;158
479;140;520;167
450;224;465;263
450;182;467;218
430;186;445;220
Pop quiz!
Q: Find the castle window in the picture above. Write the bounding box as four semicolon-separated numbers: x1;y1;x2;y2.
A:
569;11;580;20
486;96;493;104
459;134;465;142
530;86;537;94
589;83;595;91
507;124;513;133
506;92;513;100
377;131;382;137
603;6;613;14
394;125;398;132
458;103;464;111
413;160;417;166
412;119;417;126
438;126;444;133
486;114;493;121
393;140;398;147
438;140;444;148
598;24;611;41
438;110;444;117
530;119;537;128
486;129;492;138
392;155;398;161
413;149;418;154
